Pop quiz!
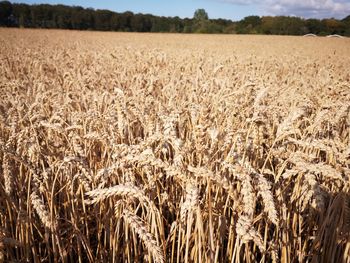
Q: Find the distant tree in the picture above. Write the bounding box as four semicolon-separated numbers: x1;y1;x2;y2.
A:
1;1;348;35
0;1;13;25
94;10;113;31
241;16;261;27
223;23;236;34
323;18;344;34
237;16;261;33
110;13;121;31
193;9;211;33
151;17;166;32
342;15;350;36
279;16;305;35
71;6;85;29
305;18;323;34
13;3;30;27
130;14;152;32
260;16;274;34
183;18;193;33
119;11;133;31
54;5;72;29
171;16;183;33
342;15;350;23
194;9;208;21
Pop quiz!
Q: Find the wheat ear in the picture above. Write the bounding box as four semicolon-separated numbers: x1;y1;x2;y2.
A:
121;208;164;263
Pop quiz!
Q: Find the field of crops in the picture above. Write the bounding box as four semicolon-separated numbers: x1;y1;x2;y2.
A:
0;28;350;262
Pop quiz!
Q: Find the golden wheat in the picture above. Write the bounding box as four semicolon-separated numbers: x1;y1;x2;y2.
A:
0;28;349;262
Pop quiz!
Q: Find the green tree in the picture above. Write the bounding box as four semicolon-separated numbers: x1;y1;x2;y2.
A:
94;10;113;31
193;9;210;33
306;18;324;34
194;9;208;21
323;18;344;34
237;16;261;34
130;14;152;32
0;1;13;25
119;11;133;31
2;1;348;35
12;3;30;27
342;15;350;36
109;13;119;31
260;16;274;34
54;5;72;29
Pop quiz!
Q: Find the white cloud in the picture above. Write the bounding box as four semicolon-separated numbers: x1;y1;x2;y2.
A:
220;0;350;18
265;0;350;18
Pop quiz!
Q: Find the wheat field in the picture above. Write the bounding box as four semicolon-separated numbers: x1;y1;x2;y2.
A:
0;28;350;262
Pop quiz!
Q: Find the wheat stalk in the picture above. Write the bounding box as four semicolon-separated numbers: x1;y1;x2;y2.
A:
121;208;164;263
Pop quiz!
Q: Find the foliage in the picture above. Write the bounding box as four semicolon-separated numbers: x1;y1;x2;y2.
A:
194;8;209;21
0;1;349;35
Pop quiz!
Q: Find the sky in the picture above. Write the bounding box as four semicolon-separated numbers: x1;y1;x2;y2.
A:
10;0;350;20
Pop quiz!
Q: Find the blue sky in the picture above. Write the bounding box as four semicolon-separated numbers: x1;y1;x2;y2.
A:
10;0;350;20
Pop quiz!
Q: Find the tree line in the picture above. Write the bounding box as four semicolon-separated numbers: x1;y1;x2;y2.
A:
1;1;349;35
